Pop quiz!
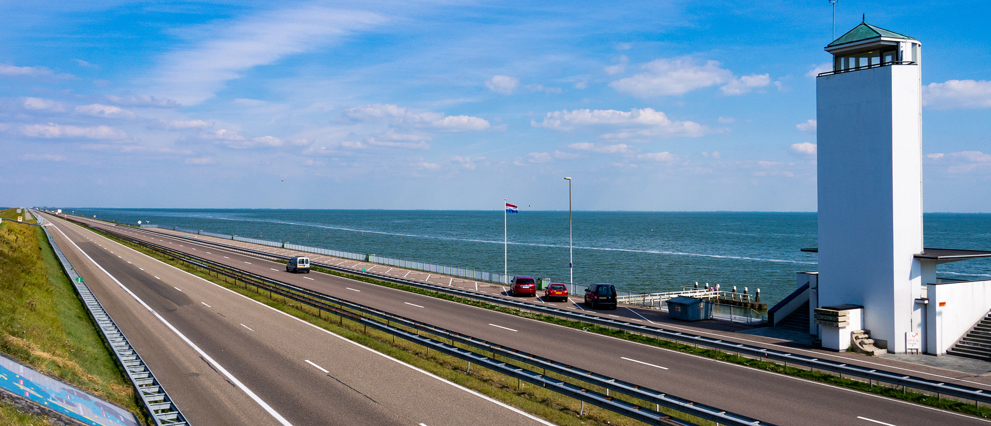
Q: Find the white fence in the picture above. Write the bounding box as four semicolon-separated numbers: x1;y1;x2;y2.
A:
201;231;233;240
233;235;283;248
284;243;365;261
368;254;511;284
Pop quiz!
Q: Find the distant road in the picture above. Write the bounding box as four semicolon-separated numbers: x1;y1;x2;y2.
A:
57;213;991;426
42;212;549;426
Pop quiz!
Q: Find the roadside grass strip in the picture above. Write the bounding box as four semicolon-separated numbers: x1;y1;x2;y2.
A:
81;219;991;421
0;210;147;424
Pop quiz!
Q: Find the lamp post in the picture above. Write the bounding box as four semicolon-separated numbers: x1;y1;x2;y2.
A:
564;177;573;292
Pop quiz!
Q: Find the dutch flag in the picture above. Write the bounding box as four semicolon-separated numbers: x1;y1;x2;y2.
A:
505;202;519;213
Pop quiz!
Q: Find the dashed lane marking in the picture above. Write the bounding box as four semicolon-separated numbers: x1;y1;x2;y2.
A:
305;360;329;374
621;357;668;370
241;324;254;332
489;324;518;332
857;417;896;426
201;302;211;308
405;302;424;308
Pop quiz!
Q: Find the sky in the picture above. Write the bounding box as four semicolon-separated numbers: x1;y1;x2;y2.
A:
1;0;990;212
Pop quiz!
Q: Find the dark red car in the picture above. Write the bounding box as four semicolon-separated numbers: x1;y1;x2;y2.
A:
544;283;569;302
509;276;537;297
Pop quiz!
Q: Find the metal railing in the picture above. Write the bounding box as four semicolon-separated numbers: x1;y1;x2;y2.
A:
98;226;771;426
368;254;512;284
232;235;282;248
200;231;232;240
82;217;991;407
817;60;916;77
284;242;365;261
36;212;187;426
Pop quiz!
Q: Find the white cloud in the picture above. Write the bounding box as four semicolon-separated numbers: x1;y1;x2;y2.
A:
209;129;244;141
926;153;944;160
145;6;386;105
533;108;708;138
720;73;770;95
20;123;127;139
452;155;483;169
527;152;553;163
574;81;588;90
75;104;136;119
806;63;831;78
485;75;519;95
609;57;733;97
790;142;817;155
604;55;628;75
922;80;991;109
615;42;632;51
21;153;67;162
200;129;281;148
185;157;216;165
420;162;440;170
526;84;563;94
925;151;991;174
366;138;429;150
569;142;633;154
166;120;211;130
252;136;283;147
346;104;489;132
717;116;735;124
637;152;678;162
105;95;179;108
554;150;581;159
74;59;97;68
0;64;74;79
22;97;65;112
796;119;817;133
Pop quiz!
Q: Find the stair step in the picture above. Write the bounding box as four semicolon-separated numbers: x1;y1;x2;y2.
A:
948;348;991;360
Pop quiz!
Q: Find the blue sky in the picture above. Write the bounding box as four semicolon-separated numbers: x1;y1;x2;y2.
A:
2;0;990;211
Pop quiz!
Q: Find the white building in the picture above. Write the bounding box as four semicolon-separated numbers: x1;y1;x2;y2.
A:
772;22;991;356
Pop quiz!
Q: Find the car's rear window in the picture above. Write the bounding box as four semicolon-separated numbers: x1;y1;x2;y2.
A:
550;284;566;291
596;285;616;297
517;278;535;284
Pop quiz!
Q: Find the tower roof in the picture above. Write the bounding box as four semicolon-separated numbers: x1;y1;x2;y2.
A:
827;22;915;48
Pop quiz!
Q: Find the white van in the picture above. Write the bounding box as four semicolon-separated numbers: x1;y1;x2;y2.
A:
286;256;310;273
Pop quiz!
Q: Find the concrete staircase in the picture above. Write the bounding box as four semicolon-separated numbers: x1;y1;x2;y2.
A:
851;330;887;356
948;312;991;361
776;301;810;332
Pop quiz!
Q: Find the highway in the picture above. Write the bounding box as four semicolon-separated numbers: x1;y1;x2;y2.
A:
50;212;991;426
41;212;550;426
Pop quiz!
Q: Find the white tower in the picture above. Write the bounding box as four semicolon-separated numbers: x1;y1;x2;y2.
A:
816;22;923;353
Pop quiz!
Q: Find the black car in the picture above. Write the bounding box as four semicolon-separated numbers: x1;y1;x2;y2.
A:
584;283;617;309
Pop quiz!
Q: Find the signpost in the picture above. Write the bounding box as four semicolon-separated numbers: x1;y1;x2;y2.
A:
906;332;921;354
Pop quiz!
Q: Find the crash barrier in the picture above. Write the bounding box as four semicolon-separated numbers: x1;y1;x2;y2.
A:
91;225;771;426
36;212;187;426
65;214;991;407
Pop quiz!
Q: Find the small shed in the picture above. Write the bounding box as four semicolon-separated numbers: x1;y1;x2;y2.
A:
666;296;713;321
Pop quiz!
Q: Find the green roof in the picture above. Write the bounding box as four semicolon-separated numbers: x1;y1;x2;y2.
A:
827;22;915;48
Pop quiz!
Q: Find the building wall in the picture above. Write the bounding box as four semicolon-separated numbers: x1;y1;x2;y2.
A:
927;280;991;354
816;63;923;353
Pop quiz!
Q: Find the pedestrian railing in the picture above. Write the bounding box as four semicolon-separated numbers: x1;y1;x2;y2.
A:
367;254;511;285
200;231;232;240
284;242;365;261
233;235;282;248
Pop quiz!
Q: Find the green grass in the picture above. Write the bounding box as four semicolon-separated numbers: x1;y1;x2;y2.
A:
0;210;146;424
0;208;35;224
82;217;991;421
0;400;52;426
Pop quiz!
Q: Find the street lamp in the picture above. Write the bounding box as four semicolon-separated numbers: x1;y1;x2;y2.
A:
564;177;573;292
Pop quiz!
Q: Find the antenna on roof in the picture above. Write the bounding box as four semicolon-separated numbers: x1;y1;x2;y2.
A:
829;0;838;40
862;13;865;23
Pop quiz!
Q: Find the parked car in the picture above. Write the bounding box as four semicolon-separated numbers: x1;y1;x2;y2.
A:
286;256;310;273
510;276;537;297
544;283;569;302
584;283;617;309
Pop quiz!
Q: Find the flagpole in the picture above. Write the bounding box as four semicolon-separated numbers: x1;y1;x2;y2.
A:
504;198;508;284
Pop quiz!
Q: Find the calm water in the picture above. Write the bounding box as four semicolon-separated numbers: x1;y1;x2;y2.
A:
61;209;991;305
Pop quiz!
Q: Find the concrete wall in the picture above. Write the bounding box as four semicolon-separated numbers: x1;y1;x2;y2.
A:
927;280;991;355
816;63;923;353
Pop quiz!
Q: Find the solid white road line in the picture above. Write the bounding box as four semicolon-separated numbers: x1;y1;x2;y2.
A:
449;278;453;286
386;268;392;274
624;307;655;324
139;268;144;271
174;287;182;292
403;271;411;278
535;297;545;304
857;416;896;426
48;223;293;426
405;302;424;308
346;288;360;292
245;261;252;264
202;302;211;308
569;298;585;311
489;324;518;332
621;357;668;370
241;324;254;332
426;274;431;281
304;277;314;280
154;276;160;280
271;268;278;271
305;360;328;374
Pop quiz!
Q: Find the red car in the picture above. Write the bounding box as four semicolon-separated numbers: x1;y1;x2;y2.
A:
544;283;569;302
509;276;537;297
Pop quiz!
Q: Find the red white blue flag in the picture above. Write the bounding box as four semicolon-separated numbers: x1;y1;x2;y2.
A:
505;202;518;213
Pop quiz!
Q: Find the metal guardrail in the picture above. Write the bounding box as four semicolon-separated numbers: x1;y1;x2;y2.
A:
35;212;187;426
70;214;991;407
97;226;770;426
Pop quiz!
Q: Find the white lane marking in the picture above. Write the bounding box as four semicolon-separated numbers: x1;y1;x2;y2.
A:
405;302;424;308
304;277;314;280
346;288;360;292
245;261;252;264
206;252;211;254
241;324;254;332
191;248;196;250
403;271;411;278
621;357;668;370
386;268;392;274
305;360;329;374
625;307;656;324
475;282;478;292
154;276;160;280
569;298;585;311
448;278;453;286
47;223;294;426
127;261;131;264
139;268;144;271
535;297;545;304
271;268;278;271
857;417;896;426
224;256;229;259
174;287;182;292
201;302;211;308
608;314;620;318
425;274;431;281
489;324;518;332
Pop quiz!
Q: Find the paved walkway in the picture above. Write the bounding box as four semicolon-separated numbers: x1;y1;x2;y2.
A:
0;354;138;426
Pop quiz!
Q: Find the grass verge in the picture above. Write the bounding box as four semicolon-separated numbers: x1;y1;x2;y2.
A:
0;210;147;424
85;218;991;421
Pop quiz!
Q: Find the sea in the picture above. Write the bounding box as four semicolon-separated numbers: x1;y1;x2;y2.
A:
59;209;991;306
